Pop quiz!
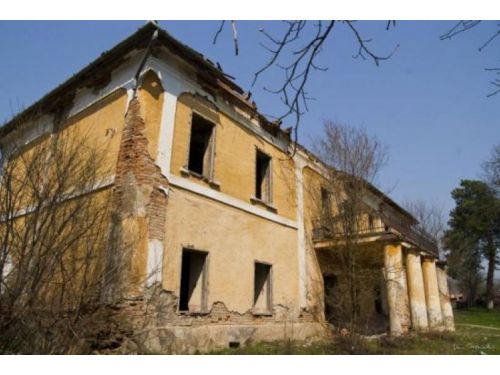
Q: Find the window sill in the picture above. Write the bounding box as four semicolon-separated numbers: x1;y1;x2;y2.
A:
250;196;277;213
178;309;209;316
251;309;273;317
180;167;221;190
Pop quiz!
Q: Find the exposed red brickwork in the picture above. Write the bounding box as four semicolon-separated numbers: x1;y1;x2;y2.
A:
147;188;168;242
112;97;168;216
102;96;169;304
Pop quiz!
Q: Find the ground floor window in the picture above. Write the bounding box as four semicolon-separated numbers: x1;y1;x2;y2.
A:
323;273;337;323
253;262;272;314
179;249;208;313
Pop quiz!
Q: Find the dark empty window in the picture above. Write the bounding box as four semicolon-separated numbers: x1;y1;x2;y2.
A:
188;113;214;177
321;188;331;217
255;150;271;202
323;274;337;323
179;249;208;313
368;214;374;230
374;284;383;315
253;262;272;314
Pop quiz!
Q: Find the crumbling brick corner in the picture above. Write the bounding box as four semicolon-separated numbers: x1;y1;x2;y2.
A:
101;96;169;305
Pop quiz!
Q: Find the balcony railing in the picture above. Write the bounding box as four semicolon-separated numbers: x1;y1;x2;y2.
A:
312;214;439;256
312;218;387;240
380;212;439;256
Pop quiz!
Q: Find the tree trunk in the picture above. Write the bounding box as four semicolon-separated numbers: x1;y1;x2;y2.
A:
485;243;496;310
467;281;477;308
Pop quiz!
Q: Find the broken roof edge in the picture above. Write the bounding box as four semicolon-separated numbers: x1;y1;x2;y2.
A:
0;22;267;139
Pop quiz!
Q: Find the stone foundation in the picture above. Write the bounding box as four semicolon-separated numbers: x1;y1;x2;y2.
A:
90;287;328;354
134;322;328;354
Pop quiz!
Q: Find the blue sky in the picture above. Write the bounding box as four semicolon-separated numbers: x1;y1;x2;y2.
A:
0;20;498;220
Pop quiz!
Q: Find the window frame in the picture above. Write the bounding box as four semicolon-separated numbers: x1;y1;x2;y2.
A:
252;260;273;316
320;187;331;218
185;110;216;181
254;148;273;205
178;247;209;315
368;213;375;231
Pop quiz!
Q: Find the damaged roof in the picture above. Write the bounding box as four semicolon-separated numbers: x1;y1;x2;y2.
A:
0;22;258;138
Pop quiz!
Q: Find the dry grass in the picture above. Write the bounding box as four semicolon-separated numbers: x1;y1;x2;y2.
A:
211;308;500;355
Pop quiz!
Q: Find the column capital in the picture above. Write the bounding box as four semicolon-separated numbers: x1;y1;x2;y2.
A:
406;247;423;256
421;255;437;262
382;239;403;248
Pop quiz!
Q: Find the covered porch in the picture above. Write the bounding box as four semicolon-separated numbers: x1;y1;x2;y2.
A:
312;213;455;335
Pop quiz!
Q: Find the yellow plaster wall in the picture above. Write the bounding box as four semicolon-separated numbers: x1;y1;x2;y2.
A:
170;93;297;221
60;89;128;178
2;89;127;214
162;188;299;313
0;88;131;303
303;166;325;222
302;166;329;317
3;186;112;309
137;70;164;159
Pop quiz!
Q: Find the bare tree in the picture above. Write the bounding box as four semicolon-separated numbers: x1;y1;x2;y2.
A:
212;20;499;151
440;21;500;97
312;121;388;347
482;143;500;192
402;199;446;258
0;129;116;353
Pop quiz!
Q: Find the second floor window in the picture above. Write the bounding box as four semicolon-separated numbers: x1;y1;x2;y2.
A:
368;214;374;230
255;149;272;203
321;187;331;217
188;113;215;178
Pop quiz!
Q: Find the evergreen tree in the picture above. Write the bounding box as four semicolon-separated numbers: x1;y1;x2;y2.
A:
445;180;500;309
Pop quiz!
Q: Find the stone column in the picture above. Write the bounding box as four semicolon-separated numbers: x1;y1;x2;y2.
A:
406;251;428;331
436;264;455;331
384;243;411;336
422;257;443;330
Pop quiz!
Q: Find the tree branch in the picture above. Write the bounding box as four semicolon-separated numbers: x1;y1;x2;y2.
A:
252;21;396;156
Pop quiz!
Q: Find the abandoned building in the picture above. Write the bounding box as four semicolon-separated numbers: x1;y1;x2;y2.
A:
0;22;455;353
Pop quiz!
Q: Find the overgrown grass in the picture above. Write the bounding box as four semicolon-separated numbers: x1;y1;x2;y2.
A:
455;307;500;328
210;308;500;355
